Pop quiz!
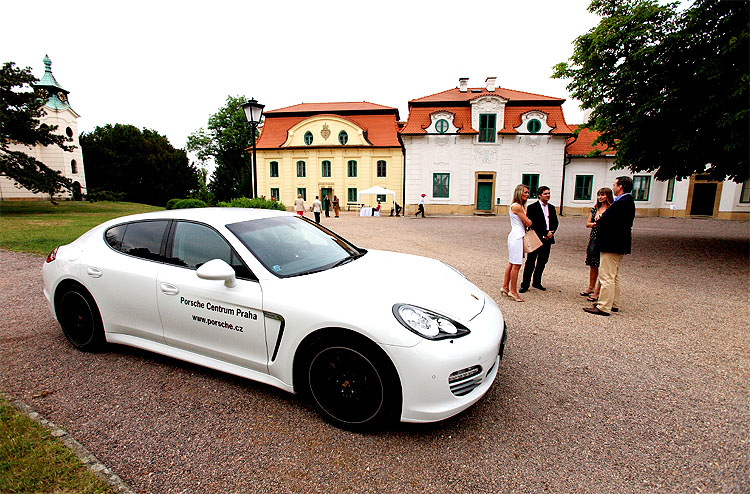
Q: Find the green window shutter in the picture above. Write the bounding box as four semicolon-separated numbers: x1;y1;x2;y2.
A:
633;176;651;201
574;175;593;200
479;114;496;143
435;119;449;133
433;173;450;198
304;131;313;145
347;188;357;202
347;160;357;177
321;160;331;177
522;174;540;198
377;160;386;177
296;161;306;177
270;161;279;177
338;131;348;145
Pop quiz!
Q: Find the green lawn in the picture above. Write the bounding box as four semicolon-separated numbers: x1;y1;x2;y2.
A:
0;201;162;257
0;396;115;493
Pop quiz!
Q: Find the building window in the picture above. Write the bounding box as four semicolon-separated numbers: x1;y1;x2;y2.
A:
71;159;78;174
522;174;540;199
574;175;593;201
347;187;357;203
741;180;750;203
66;127;73;138
527;119;541;134
377;194;386;203
338;130;348;145
665;178;675;202
435;119;449;134
296;160;306;177
633;175;651;201
269;161;279;177
479;114;496;143
297;188;307;201
377;160;386;177
321;160;331;177
433;173;450;198
304;131;313;146
347;160;357;177
270;188;280;201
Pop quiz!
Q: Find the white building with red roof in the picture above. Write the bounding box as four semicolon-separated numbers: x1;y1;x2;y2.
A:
400;77;573;215
565;126;750;219
255;102;404;212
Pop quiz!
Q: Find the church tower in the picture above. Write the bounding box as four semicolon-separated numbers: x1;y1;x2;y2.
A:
0;55;87;200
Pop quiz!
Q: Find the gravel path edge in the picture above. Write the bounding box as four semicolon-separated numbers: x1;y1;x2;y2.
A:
4;392;136;494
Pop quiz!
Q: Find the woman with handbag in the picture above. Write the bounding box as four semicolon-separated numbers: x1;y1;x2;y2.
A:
580;187;614;301
502;184;533;302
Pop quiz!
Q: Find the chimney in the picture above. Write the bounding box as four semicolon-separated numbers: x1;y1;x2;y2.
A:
486;77;497;92
459;77;468;93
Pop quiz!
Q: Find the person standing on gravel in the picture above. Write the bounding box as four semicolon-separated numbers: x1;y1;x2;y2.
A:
584;176;635;317
520;185;558;293
311;196;323;224
416;194;426;218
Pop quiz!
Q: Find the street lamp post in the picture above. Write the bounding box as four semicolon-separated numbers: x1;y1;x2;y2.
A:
241;98;265;199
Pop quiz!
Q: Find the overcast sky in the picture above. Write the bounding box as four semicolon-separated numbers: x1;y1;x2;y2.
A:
3;0;604;156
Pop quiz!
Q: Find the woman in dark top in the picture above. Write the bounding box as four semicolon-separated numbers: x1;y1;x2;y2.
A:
581;187;613;301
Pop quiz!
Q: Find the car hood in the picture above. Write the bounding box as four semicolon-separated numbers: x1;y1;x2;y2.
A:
310;249;486;322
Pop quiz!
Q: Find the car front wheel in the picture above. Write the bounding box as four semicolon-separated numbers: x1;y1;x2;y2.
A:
306;337;400;431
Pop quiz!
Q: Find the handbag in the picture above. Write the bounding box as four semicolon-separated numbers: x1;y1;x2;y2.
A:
523;229;543;253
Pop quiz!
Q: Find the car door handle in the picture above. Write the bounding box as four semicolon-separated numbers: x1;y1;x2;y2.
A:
87;266;103;278
160;282;180;296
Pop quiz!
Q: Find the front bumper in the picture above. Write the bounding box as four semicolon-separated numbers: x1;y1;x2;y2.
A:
386;301;507;423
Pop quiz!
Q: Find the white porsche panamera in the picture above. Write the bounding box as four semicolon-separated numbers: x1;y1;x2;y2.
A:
42;208;507;430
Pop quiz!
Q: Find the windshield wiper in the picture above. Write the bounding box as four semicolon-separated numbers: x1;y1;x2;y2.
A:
331;250;366;269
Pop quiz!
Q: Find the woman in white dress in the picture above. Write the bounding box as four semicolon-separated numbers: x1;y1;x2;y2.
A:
502;184;533;302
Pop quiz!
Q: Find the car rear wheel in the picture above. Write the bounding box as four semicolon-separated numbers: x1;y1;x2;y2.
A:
306;337;400;431
58;285;104;351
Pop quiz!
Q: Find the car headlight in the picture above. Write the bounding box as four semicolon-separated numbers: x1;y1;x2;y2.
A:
392;304;470;340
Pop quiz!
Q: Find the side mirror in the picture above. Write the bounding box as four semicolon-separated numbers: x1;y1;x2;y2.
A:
196;259;237;288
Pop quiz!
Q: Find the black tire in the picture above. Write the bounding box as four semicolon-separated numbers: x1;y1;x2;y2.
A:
306;336;401;431
57;285;105;351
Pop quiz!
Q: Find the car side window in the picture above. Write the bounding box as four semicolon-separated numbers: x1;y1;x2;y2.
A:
105;220;168;262
169;221;256;280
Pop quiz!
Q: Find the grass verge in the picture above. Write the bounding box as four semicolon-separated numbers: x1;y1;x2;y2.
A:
0;201;162;257
0;395;115;493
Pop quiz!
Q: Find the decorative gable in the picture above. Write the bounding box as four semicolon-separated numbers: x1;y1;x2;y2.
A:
424;111;459;134
282;115;370;147
514;110;552;134
470;95;507;136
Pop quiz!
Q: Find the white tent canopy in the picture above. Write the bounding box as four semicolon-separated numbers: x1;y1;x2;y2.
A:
357;186;396;203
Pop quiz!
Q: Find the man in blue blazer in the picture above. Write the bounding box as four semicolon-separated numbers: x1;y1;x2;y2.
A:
520;186;558;293
584;176;636;316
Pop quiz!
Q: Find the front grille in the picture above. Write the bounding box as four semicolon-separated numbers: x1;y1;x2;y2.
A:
449;365;483;396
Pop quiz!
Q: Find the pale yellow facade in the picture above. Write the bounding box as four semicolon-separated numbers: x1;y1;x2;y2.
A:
256;115;404;211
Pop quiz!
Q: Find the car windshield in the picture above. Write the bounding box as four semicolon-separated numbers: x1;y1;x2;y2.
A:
226;216;364;277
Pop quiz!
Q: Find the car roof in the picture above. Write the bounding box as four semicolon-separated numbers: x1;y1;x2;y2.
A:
105;207;292;228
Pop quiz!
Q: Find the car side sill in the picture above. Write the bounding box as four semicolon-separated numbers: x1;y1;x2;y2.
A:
105;333;294;393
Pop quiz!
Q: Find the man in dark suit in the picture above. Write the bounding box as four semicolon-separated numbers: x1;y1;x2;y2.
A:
520;186;558;293
584;176;636;316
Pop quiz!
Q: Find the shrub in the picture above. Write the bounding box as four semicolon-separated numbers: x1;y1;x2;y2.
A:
165;198;181;210
172;199;208;209
217;197;286;211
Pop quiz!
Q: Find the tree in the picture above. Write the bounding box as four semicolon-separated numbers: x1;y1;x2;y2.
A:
0;62;74;197
80;124;200;207
187;95;259;202
553;0;749;182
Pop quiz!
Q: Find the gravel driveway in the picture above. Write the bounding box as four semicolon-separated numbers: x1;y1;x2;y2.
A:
1;213;748;493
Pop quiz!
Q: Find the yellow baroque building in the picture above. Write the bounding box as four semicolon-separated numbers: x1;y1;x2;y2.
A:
254;102;404;213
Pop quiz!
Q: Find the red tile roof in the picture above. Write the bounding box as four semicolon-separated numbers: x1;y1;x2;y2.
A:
410;86;565;104
256;103;401;149
400;107;477;135
566;126;616;156
265;102;398;114
401;86;572;136
501;106;573;134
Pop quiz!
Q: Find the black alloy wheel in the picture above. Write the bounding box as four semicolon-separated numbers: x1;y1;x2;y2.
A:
58;286;104;351
307;340;398;430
